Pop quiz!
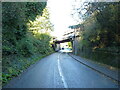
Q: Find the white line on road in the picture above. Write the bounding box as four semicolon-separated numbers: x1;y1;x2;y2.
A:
57;53;68;88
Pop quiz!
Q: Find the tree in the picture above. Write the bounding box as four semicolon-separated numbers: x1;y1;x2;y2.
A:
71;2;120;50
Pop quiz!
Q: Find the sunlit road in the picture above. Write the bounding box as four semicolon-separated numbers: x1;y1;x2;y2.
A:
4;53;118;88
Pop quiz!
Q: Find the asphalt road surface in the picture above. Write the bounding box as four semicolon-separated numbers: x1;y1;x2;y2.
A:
4;53;118;88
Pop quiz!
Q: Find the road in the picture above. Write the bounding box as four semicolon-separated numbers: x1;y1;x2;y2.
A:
4;52;118;88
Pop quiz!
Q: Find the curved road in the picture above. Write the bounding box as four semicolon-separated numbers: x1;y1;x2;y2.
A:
4;53;118;88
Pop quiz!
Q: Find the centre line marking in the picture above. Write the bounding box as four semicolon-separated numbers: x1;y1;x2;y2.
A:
58;53;68;88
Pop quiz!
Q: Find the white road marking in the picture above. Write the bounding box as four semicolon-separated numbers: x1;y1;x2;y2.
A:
57;53;68;88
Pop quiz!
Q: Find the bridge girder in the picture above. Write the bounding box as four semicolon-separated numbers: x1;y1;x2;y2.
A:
54;38;73;44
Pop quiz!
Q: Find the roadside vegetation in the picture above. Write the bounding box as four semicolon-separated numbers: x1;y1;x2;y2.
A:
2;2;54;86
71;2;120;69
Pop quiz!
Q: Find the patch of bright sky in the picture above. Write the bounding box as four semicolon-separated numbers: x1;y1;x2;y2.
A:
47;0;83;39
47;0;119;40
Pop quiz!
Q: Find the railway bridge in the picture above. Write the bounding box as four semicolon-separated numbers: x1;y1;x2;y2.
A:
52;24;83;54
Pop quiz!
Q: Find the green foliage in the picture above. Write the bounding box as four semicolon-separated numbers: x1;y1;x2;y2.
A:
2;2;47;56
27;7;54;33
72;2;119;68
2;2;54;86
35;33;52;54
25;2;46;21
77;2;120;50
2;73;12;84
67;42;72;48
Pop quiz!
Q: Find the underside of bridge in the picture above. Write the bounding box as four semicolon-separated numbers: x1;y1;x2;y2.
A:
53;36;79;55
53;38;73;51
54;38;72;44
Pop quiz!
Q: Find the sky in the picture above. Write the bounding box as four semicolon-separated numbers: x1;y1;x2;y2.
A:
47;0;119;39
47;0;78;39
